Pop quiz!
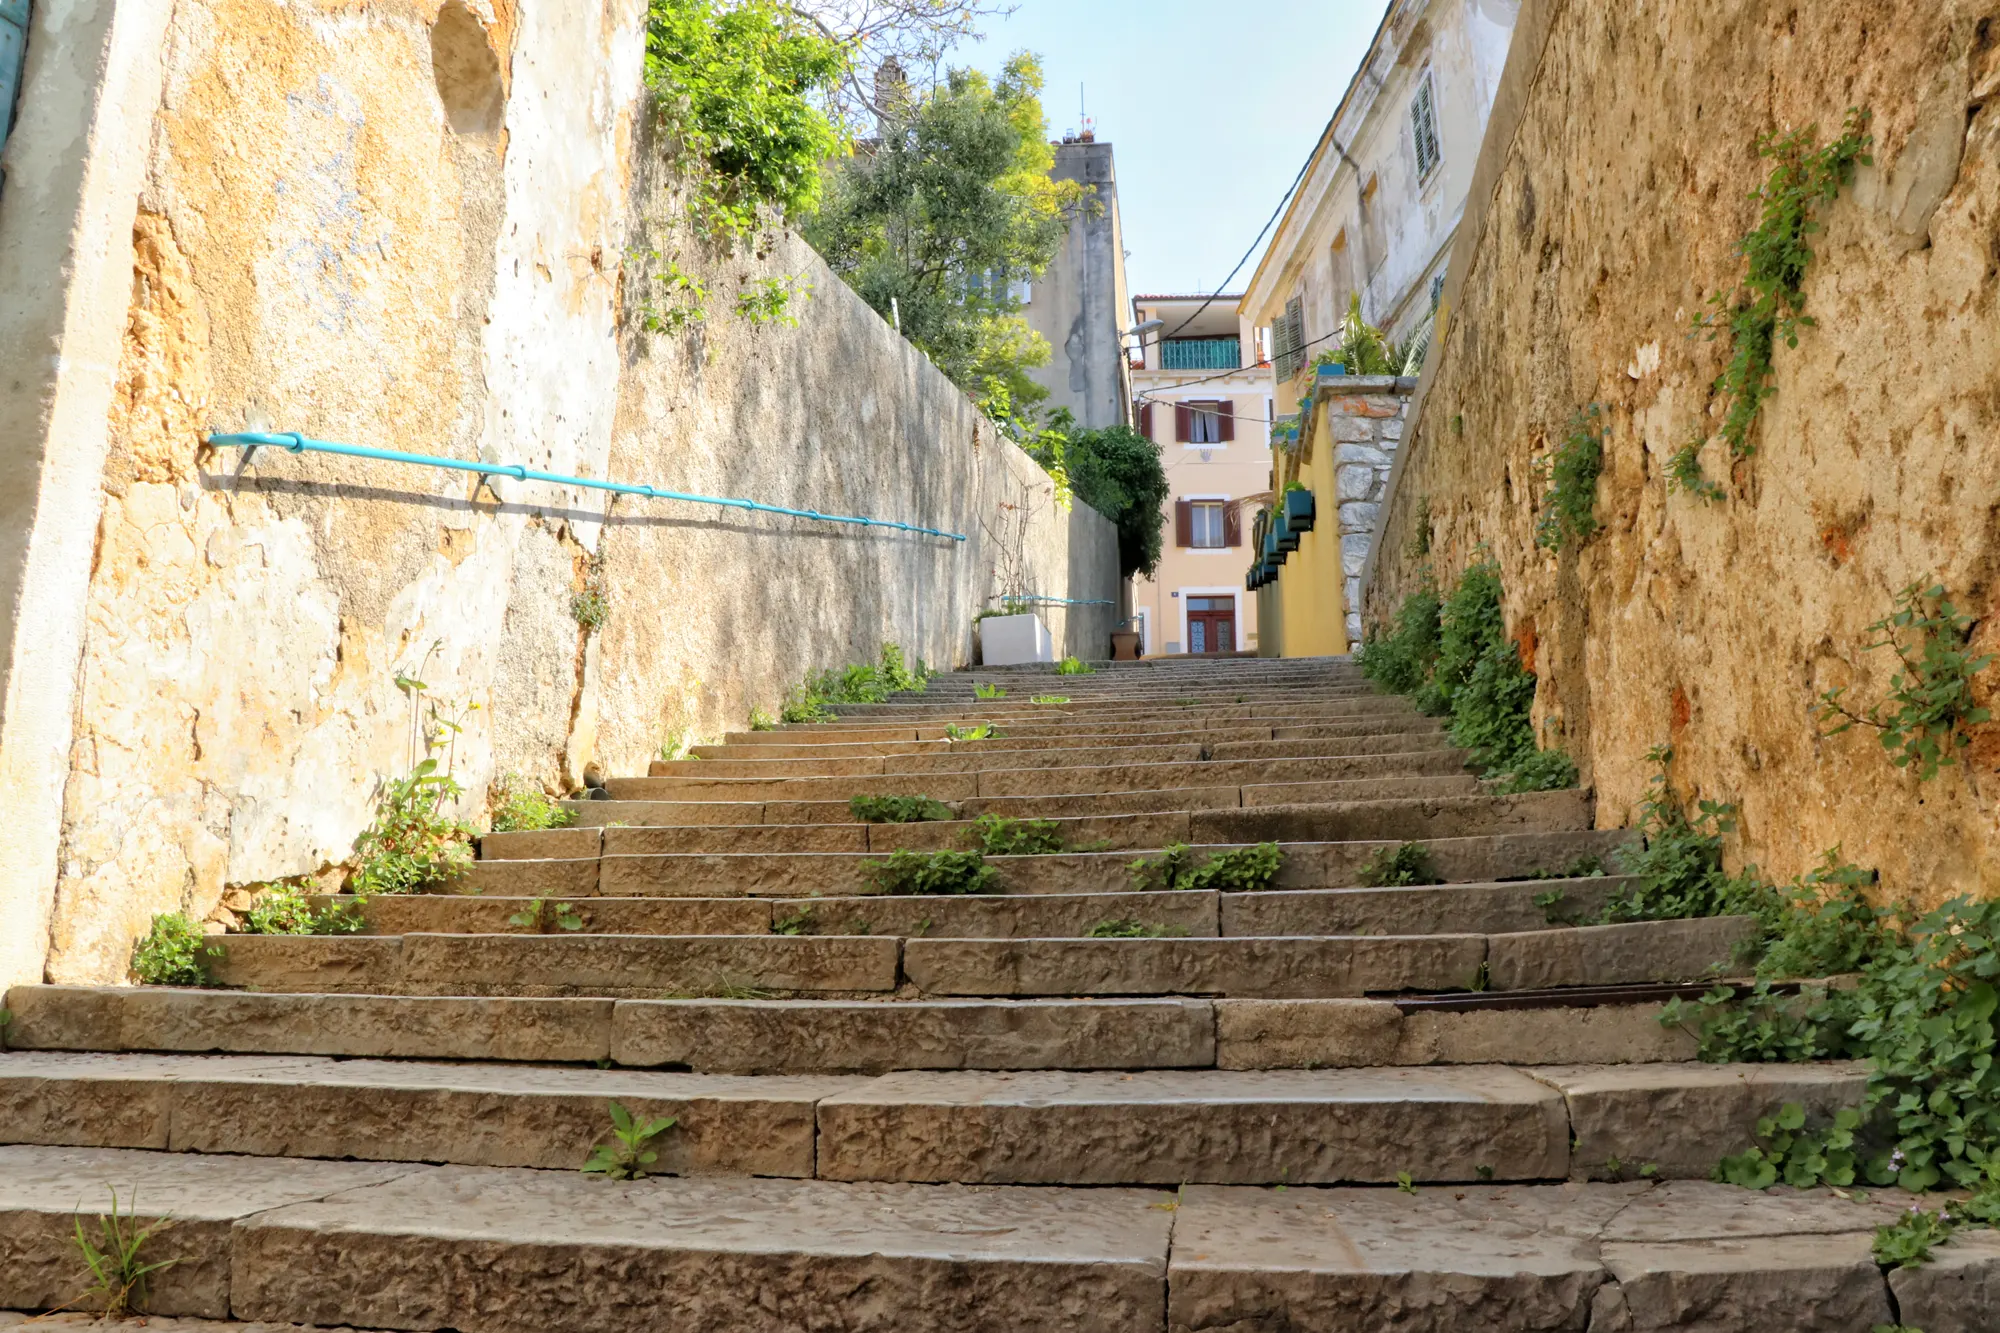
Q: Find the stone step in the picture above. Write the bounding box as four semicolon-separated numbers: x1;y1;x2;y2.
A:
5;1140;1946;1332
0;1057;1868;1186
717;713;1449;748
661;733;1463;777
475;829;1631;898
154;916;1754;1000
606;751;1476;803
321;877;1638;941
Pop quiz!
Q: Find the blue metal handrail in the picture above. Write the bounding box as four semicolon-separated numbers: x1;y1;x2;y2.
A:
988;594;1115;607
206;431;968;542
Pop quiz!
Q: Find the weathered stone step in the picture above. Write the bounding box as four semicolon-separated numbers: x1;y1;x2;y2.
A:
154;916;1753;1000
477;829;1630;898
718;713;1448;748
0;1146;1174;1331
481;810;1198;861
659;733;1464;778
607;751;1475;803
0;1057;1868;1187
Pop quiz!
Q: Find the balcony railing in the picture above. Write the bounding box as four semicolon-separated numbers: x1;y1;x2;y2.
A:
1159;337;1241;371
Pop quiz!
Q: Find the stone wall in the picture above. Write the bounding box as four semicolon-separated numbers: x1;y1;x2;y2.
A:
0;0;1117;987
1364;0;2000;905
1324;379;1414;651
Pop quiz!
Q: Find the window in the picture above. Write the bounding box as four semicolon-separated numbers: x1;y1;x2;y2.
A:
1175;498;1242;550
1189;404;1223;444
1175;399;1235;445
1273;295;1306;381
1411;73;1442;181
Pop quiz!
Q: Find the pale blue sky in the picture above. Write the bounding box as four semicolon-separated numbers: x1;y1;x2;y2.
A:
966;1;1385;298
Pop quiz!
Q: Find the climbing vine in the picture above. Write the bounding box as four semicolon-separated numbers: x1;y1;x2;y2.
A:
1532;405;1606;552
1674;110;1871;499
1813;582;1994;782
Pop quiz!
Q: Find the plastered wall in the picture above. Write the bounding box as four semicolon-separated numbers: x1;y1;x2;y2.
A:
0;0;1116;985
1366;0;2000;906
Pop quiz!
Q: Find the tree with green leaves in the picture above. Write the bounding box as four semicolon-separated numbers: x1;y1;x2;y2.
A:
1024;412;1168;578
801;52;1086;417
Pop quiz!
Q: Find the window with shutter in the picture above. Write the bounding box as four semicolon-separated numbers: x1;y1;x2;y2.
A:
1217;399;1235;443
1411;72;1442;181
1188;502;1226;549
1274;296;1306;381
1174;499;1193;548
1137;401;1154;439
1174;403;1194;443
1188;402;1223;445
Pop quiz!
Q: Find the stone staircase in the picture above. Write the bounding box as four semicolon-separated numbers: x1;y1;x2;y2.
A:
0;656;1959;1331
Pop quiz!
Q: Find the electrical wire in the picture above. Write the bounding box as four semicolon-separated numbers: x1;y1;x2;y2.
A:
1154;149;1316;343
1132;324;1363;425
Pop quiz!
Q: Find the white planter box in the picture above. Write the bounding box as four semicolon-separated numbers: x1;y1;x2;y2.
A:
980;613;1054;666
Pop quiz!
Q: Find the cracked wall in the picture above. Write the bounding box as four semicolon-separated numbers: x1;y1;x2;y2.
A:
1366;0;2000;904
2;0;1115;985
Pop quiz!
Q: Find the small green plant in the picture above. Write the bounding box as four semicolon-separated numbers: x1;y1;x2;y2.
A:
1356;843;1440;888
865;849;1000;896
1395;1172;1417;1195
658;728;696;762
1667;441;1726;502
131;913;212;987
736;271;813;325
351;758;475;895
772;906;819;936
239;884;365;937
1814;583;1994;782
581;1101;677;1180
975;814;1065;856
491;772;576;833
1533;405;1607;552
1873;1202;1958;1270
1717;1102;1864;1190
1030;694;1070;705
1056;656;1096;675
975;683;1007;700
1534;889;1580;926
72;1189;179;1318
946;723;996;741
849;794;955;824
1086;919;1190;939
1475;1165;1495;1181
1694;110;1872;468
571;586;610;632
749;706;779;731
507;897;586;933
1357;578;1442;694
633;251;708;334
1130;843;1283;893
1599;747;1755;922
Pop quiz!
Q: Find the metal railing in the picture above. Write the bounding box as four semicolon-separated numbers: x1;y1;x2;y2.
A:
206;432;968;542
1159;337;1241;372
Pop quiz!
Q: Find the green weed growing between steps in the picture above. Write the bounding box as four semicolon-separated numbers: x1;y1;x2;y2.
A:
1358;560;1576;791
1087;919;1190;939
865;849;1000;896
850;794;956;824
350;758;475;895
1130;843;1282;893
131;913;215;986
772;643;935;724
238;883;365;937
72;1189;180;1318
582;1101;677;1181
1056;656;1096;675
975;814;1066;856
490;772;575;833
1356;842;1441;888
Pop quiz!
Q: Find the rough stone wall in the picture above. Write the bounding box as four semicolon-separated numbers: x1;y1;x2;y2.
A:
1323;381;1413;650
19;0;1115;984
1365;0;2000;906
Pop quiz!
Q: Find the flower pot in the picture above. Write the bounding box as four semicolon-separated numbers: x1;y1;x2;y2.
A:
1109;630;1142;661
979;612;1054;666
1283;488;1317;533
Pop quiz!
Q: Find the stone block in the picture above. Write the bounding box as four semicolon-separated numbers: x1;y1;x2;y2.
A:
1221;879;1632;937
1598;1231;1892;1330
0;1145;421;1318
1888;1225;2000;1333
1191;789;1594;846
397;933;901;996
230;1167;1174;1333
1214;999;1698;1069
782;889;1220;939
479;827;603;860
601;823;869;854
902;935;1487;998
462;857;602;896
0;986;614;1063
1529;1062;1871;1180
1334;442;1391;467
342;894;774;937
612;998;1216;1074
1339;501;1381;532
1336;467;1378;502
1487;917;1759;991
815;1067;1570;1184
1167;1183;1638;1333
204;936;404;993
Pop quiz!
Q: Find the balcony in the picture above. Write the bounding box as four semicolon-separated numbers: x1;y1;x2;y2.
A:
1159;337;1241;372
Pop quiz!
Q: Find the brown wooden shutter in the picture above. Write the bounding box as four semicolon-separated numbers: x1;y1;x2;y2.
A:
1139;401;1154;439
1174;499;1192;548
1223;502;1242;547
1174;403;1193;442
1217;399;1236;442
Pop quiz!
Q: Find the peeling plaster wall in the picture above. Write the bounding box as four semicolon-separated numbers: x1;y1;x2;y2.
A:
2;0;1116;985
1365;0;2000;906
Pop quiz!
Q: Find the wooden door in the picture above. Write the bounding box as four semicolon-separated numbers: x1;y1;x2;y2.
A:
1187;596;1236;655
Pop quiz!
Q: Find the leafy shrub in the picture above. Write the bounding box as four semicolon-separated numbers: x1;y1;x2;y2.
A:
1357;580;1441;695
1814;582;1994;782
1130;843;1282;893
849;794;956;824
1533;405;1606;552
350;759;475;896
1357;843;1440;888
507;897;586;933
239;884;366;937
946;723;996;741
571;587;610;631
780;644;934;724
865;849;999;896
975;814;1065;856
1086;919;1190;939
1024;419;1170;578
1600;748;1758;922
132;914;212;986
643;0;846;238
491;773;575;833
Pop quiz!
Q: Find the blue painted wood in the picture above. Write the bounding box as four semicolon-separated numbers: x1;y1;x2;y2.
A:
0;0;27;156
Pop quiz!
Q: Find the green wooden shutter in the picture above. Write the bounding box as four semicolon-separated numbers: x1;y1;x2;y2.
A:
0;0;27;161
